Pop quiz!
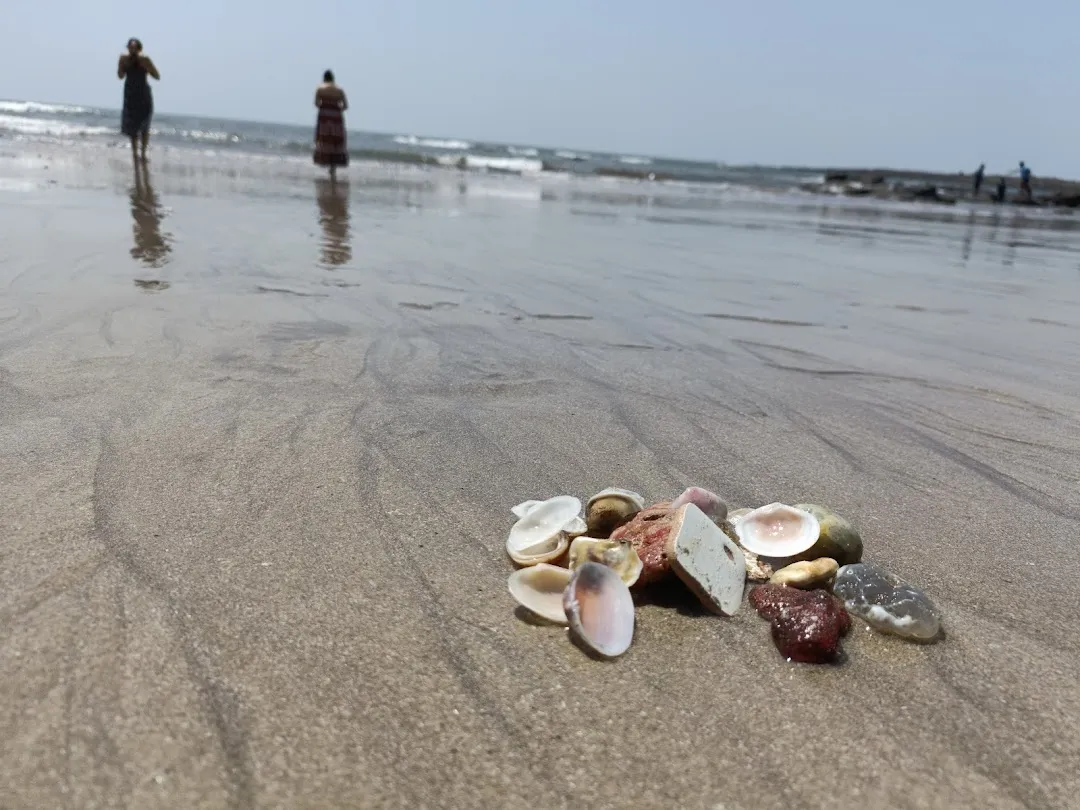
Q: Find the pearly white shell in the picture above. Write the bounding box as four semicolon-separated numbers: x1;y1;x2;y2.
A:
734;502;820;559
506;495;582;566
508;563;572;624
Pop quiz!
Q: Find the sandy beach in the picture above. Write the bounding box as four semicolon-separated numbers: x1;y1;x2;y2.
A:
2;143;1079;809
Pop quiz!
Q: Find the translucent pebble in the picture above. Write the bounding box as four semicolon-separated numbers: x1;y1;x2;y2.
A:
833;563;942;642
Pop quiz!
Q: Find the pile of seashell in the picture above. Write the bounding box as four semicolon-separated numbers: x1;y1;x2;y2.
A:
505;488;943;662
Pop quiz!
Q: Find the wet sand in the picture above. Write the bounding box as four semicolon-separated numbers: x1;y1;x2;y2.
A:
2;146;1080;809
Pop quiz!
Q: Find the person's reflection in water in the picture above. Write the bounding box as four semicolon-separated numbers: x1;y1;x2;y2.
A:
961;211;976;264
315;178;352;267
129;161;172;270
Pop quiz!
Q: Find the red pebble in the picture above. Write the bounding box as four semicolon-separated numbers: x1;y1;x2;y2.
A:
609;502;677;586
749;584;851;664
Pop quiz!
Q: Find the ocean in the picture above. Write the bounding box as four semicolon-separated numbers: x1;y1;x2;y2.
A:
0;99;823;190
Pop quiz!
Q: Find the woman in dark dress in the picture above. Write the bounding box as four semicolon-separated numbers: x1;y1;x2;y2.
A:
117;38;160;161
314;70;349;178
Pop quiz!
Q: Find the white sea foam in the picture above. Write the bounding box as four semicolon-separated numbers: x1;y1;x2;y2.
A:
555;150;590;160
507;146;539;157
0;115;113;138
0;100;93;115
393;134;471;150
619;156;653;166
436;154;543;175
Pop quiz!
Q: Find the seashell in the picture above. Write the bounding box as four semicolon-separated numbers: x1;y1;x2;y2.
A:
743;550;775;582
585;488;645;538
512;501;587;540
563;561;635;658
563;516;588;538
568;537;644;587
669;486;728;523
508;563;572;624
511;500;544;519
727;507;753;525
506;495;582;566
734;503;820;559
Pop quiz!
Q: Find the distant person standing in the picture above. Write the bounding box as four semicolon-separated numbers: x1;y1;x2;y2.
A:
314;70;349;179
995;176;1008;203
117;38;160;162
1019;161;1033;201
972;163;985;197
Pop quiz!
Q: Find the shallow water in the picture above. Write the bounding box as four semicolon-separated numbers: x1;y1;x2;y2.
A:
2;145;1079;809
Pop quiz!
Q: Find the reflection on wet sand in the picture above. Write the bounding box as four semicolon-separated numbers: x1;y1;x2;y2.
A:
129;162;172;271
315;179;351;267
961;211;976;263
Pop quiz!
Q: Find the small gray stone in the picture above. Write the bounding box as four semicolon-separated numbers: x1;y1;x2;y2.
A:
833;563;942;641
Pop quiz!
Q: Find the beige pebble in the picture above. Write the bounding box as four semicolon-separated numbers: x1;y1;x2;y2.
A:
768;558;839;589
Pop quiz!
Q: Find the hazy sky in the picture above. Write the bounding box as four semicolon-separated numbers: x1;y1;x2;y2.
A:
3;0;1077;173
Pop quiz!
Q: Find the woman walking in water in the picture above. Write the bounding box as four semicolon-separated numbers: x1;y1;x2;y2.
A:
314;70;349;178
117;38;160;161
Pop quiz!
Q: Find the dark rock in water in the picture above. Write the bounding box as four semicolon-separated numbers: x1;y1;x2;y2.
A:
749;584;851;664
843;183;873;197
910;185;957;205
833;563;941;641
1049;193;1080;208
792;504;863;566
824;171;849;182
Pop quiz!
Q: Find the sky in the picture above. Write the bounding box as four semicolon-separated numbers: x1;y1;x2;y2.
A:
2;0;1078;174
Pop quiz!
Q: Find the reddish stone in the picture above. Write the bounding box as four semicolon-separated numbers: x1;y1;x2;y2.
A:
609;502;676;586
749;584;851;664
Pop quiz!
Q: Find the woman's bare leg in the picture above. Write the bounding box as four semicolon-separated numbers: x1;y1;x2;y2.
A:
140;130;150;162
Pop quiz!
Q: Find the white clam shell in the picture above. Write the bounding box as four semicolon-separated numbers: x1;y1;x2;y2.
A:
734;502;820;558
508;563;572;624
507;495;582;566
511;500;544;519
563;561;635;658
568;536;644;587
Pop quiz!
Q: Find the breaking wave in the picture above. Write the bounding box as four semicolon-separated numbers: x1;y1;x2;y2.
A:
393;134;471;150
0;114;113;138
0;101;94;115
